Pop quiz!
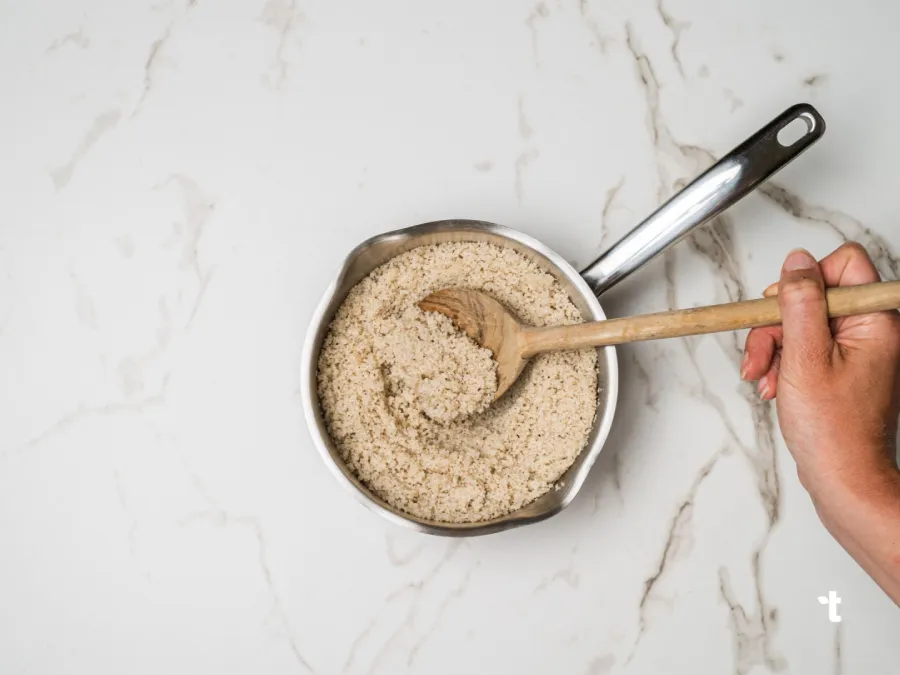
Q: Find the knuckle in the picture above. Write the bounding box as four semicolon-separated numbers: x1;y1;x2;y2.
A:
779;277;824;302
745;327;765;344
841;241;868;257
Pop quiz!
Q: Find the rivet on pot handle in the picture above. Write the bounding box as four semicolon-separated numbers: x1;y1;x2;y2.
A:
581;103;826;296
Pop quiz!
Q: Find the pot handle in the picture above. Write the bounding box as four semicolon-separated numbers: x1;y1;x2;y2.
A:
580;103;826;296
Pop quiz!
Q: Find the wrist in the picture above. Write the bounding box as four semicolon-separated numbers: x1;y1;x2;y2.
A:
806;453;900;526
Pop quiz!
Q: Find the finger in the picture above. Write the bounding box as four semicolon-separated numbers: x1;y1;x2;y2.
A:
765;270;872;331
742;325;782;381
762;282;843;347
761;242;880;296
819;242;895;340
818;241;882;287
777;248;834;367
759;351;782;400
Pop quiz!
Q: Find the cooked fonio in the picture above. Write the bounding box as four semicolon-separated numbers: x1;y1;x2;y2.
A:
316;242;598;523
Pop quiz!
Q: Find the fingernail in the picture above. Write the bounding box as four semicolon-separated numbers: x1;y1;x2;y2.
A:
740;353;749;380
783;248;816;272
758;375;769;399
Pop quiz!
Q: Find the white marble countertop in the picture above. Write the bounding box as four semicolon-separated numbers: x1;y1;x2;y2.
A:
2;0;899;673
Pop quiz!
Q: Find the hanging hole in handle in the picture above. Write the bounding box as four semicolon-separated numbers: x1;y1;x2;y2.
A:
777;112;816;147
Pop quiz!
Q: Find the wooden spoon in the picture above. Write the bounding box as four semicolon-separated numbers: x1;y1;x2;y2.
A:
418;281;900;400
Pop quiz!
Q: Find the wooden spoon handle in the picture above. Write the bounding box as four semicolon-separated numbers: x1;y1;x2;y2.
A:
523;281;900;355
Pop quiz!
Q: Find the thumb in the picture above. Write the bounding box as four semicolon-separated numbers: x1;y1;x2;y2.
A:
777;249;834;368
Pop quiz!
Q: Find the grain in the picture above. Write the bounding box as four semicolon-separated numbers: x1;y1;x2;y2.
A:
316;242;598;523
373;305;497;424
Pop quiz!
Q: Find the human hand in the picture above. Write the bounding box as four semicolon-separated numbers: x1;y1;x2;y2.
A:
741;243;900;497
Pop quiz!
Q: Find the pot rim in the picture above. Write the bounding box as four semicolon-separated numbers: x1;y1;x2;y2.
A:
300;219;619;536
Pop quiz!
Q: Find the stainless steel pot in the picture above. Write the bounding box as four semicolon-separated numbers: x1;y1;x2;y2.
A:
301;103;825;536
